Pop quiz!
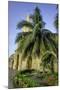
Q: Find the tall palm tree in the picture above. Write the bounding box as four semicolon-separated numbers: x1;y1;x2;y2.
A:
15;7;58;70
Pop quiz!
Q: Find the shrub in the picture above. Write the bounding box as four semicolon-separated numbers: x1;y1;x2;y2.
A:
12;71;58;88
44;72;58;86
13;73;39;88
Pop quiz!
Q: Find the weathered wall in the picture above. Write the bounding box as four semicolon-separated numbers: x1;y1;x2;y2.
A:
10;52;58;73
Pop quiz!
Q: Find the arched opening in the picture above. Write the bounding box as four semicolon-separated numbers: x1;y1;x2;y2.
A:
16;54;19;70
27;59;32;69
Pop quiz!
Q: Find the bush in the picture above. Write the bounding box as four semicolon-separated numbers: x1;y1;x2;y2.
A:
12;71;58;88
13;73;39;88
44;72;58;86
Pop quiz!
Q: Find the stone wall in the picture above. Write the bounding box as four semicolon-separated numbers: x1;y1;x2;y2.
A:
9;52;58;73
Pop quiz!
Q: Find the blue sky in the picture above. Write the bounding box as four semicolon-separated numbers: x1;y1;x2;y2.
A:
8;1;57;56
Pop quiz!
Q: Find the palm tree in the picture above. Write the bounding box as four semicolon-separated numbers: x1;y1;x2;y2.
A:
15;7;58;70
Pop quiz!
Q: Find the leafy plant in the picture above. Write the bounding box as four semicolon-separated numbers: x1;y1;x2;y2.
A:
13;73;39;88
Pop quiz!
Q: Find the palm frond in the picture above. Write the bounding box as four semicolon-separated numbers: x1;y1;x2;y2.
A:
17;20;34;29
41;29;52;35
15;32;32;43
32;37;40;58
47;34;58;53
41;51;57;65
16;38;26;53
21;34;34;60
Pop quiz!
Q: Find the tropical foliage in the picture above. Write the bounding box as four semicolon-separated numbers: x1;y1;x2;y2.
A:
13;70;58;88
15;7;58;72
41;51;57;73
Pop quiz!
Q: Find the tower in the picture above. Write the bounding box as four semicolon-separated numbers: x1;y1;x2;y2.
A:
22;15;32;32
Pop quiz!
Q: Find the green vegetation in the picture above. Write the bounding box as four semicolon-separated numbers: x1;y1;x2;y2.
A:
12;70;58;88
41;51;57;73
13;69;39;88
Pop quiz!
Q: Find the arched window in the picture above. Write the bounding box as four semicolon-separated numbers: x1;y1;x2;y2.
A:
27;59;32;69
16;54;19;69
